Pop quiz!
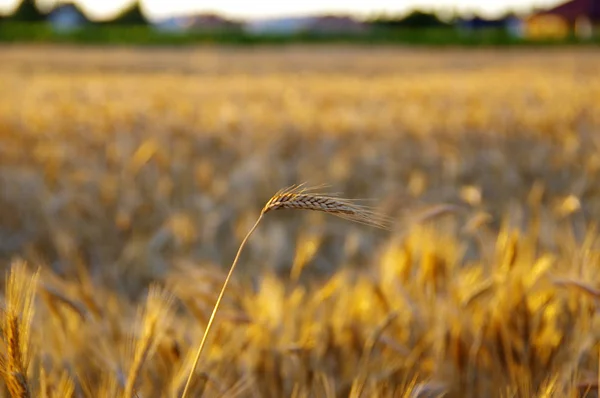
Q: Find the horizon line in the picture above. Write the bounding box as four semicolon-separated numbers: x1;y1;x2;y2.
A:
0;5;544;22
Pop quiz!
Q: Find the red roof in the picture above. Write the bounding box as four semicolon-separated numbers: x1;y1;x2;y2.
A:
538;0;600;23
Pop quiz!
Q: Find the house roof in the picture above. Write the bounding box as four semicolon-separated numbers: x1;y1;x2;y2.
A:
305;15;367;33
536;0;600;23
186;13;241;29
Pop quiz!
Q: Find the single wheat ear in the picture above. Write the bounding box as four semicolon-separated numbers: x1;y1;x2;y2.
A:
0;260;38;398
181;184;391;398
262;184;393;230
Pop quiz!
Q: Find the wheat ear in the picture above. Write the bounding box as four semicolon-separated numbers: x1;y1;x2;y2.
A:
124;285;174;398
0;261;38;398
181;184;390;398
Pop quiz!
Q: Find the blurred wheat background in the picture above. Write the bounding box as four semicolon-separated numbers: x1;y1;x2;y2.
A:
1;45;600;397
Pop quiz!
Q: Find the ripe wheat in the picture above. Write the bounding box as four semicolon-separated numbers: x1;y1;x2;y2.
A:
262;184;392;229
0;261;38;398
181;184;390;398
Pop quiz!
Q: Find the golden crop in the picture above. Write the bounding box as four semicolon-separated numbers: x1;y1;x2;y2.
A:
1;45;600;397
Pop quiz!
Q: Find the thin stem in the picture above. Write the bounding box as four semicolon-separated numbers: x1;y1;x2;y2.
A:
181;213;264;398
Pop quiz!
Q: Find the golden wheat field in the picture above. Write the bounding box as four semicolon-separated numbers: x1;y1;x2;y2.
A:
1;44;600;398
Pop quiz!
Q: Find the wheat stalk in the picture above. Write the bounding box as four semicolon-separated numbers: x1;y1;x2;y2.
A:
181;184;391;398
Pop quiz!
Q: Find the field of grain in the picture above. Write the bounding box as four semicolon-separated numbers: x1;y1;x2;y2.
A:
1;45;600;397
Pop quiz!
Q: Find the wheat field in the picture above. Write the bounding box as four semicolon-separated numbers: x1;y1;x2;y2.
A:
1;45;600;397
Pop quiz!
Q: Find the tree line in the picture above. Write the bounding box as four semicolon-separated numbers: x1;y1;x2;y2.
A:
0;0;148;25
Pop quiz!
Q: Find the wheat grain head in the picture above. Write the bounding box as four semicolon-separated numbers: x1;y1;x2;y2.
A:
262;184;392;230
124;284;174;398
1;260;39;398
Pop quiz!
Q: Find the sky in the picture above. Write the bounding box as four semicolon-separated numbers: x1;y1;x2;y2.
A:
0;0;563;21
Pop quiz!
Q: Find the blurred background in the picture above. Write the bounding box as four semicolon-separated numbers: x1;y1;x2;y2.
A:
0;0;599;44
0;0;598;282
1;1;600;397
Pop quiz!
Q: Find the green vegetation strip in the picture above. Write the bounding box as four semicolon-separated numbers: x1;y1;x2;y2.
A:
0;22;599;46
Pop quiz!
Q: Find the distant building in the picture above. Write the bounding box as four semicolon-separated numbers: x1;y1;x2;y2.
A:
525;0;600;39
47;2;88;32
304;15;367;34
185;13;242;32
245;17;313;35
153;13;242;33
456;15;524;37
245;14;367;35
506;16;525;37
152;17;187;33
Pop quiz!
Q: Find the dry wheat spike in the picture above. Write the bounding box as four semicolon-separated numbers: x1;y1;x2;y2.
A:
181;184;391;398
0;261;38;398
262;184;393;229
